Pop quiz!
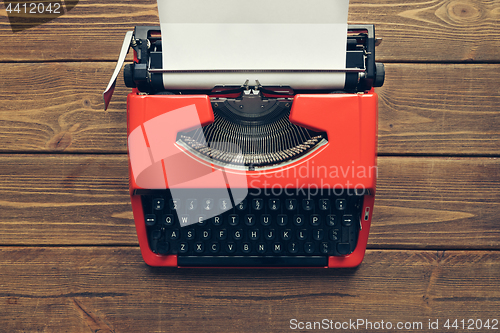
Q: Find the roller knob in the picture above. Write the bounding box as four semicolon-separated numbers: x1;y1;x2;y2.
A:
123;63;136;88
373;62;385;87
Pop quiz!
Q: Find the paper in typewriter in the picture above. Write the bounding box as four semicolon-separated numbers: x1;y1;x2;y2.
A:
157;0;350;89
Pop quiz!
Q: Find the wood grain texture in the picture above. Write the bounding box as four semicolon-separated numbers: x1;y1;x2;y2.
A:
0;63;498;154
374;156;500;249
0;247;498;333
0;154;498;249
0;0;499;62
0;62;128;153
349;0;500;62
377;63;500;155
0;154;134;245
0;1;497;331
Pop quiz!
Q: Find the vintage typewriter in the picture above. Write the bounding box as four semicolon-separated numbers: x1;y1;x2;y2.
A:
104;4;384;267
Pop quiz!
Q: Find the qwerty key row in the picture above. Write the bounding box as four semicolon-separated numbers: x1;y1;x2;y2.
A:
141;189;363;258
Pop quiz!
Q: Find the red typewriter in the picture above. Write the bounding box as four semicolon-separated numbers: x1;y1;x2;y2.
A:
104;9;384;267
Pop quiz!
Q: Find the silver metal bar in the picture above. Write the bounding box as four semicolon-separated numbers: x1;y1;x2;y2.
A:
148;68;365;73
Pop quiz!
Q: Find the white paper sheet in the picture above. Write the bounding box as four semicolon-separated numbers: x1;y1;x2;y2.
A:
157;0;350;89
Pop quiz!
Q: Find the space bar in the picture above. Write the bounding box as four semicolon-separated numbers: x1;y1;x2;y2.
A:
177;256;328;267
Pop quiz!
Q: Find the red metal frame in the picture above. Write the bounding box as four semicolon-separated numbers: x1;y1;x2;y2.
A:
127;91;378;268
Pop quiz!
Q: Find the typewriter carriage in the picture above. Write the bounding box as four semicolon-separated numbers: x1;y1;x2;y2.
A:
123;26;384;95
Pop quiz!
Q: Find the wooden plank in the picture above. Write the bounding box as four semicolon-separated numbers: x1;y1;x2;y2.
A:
0;248;498;332
377;63;500;155
0;0;499;62
374;156;500;249
0;155;498;249
0;154;136;245
0;62;128;153
349;0;500;62
0;62;498;154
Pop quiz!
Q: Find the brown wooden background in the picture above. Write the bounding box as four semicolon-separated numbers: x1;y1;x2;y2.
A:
0;0;499;332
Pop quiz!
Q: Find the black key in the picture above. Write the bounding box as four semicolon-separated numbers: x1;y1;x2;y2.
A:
235;199;247;211
228;214;239;226
209;242;219;254
342;214;353;227
168;229;179;240
285;199;297;211
297;229;307;240
327;215;337;227
153;198;164;211
337;243;351;255
170;199;180;210
313;229;324;241
269;199;280;211
232;229;243;240
252;198;263;211
272;243;283;254
336;199;346;210
329;229;339;241
302;199;314;211
249;229;259;241
185;229;195;240
145;214;156;226
219;199;231;211
310;214;321;226
288;242;299;254
179;215;190;227
163;214;174;227
245;214;256;226
202;198;214;211
225;242;236;254
242;242;251;254
156;242;169;254
197;215;207;226
281;229;291;241
260;214;271;226
293;214;305;226
212;216;222;226
187;199;197;211
304;242;315;254
202;229;211;240
265;229;275;240
320;242;331;254
194;242;204;254
277;214;288;226
319;199;330;211
178;242;188;254
217;229;227;240
256;243;266;254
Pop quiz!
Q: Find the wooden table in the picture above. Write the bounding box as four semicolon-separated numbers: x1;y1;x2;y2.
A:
1;1;499;332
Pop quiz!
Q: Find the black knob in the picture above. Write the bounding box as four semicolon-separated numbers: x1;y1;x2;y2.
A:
123;63;136;88
373;62;385;87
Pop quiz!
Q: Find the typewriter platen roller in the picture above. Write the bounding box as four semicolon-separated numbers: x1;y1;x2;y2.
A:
104;21;384;268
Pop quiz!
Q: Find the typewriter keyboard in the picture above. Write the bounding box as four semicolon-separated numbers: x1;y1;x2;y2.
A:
141;189;363;267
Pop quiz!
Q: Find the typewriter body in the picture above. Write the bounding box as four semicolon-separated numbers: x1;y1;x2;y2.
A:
104;14;384;267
